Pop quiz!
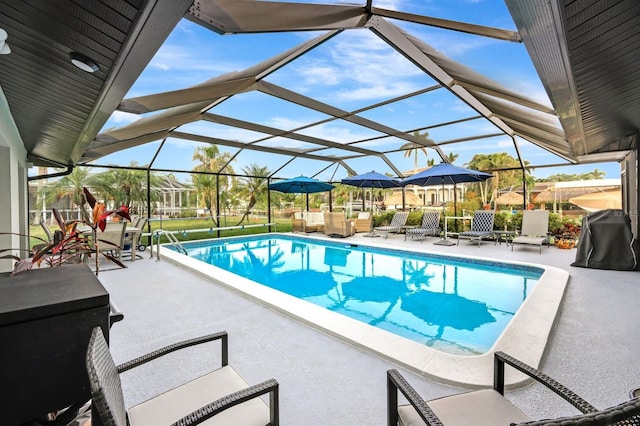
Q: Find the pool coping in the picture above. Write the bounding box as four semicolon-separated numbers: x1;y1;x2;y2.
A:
160;233;569;389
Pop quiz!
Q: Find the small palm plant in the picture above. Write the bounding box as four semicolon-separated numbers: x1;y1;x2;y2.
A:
1;187;130;276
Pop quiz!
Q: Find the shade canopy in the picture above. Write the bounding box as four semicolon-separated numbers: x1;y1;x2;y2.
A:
496;191;525;205
268;176;335;194
402;163;493;187
569;189;621;212
341;171;402;189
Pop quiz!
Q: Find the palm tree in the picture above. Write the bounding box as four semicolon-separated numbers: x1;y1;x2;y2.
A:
466;153;521;207
583;168;606;180
88;162;162;215
401;130;433;174
46;166;92;222
191;146;234;226
446;152;459;164
234;164;270;225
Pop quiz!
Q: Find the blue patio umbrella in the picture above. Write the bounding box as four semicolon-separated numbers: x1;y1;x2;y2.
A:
402;163;492;246
269;176;334;212
341;171;402;189
342;170;402;211
401;163;493;186
268;176;335;194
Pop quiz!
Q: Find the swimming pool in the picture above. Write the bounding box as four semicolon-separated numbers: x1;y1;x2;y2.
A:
161;233;568;387
178;234;542;355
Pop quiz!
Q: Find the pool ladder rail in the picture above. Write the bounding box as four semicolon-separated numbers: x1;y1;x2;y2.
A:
147;223;278;261
150;229;187;260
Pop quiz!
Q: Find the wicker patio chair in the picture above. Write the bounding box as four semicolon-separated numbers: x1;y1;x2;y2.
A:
374;211;409;239
511;210;550;254
354;212;373;233
86;327;279;426
324;211;355;237
405;211;441;242
387;351;640;425
457;210;495;247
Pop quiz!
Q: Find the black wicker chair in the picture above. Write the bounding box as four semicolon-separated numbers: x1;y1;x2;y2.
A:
387;351;640;425
86;327;279;426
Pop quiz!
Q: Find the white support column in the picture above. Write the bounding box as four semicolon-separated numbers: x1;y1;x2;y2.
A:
0;86;29;272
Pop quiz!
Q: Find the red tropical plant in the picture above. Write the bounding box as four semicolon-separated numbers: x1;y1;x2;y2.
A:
1;187;131;276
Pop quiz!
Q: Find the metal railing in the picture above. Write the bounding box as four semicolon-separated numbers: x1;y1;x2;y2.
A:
148;223;277;261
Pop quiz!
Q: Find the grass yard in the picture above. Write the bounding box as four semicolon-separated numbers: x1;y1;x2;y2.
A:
29;216;294;249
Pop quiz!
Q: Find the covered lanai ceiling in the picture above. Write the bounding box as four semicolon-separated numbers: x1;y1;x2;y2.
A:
1;0;638;178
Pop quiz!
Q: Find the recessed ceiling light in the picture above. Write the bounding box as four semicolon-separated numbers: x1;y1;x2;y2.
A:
0;28;10;55
70;52;99;73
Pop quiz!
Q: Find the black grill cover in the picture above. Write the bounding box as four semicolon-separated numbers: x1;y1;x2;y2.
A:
572;209;640;271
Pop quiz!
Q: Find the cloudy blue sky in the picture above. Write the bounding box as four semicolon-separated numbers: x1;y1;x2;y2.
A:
93;0;619;182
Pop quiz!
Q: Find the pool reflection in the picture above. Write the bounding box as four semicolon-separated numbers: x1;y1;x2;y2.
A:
185;236;538;355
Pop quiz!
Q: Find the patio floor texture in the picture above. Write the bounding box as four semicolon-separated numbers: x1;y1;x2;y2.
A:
99;232;640;425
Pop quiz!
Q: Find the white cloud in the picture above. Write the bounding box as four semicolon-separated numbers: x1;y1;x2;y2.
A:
149;44;236;74
335;81;419;100
108;111;141;125
284;30;427;102
298;64;341;86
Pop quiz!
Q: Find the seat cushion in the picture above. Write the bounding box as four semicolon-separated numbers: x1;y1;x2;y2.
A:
398;389;531;426
128;365;270;426
512;236;545;246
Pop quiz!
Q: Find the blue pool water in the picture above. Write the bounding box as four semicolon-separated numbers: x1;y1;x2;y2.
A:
173;234;543;355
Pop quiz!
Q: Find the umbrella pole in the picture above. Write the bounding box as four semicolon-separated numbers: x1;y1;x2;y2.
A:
434;179;455;246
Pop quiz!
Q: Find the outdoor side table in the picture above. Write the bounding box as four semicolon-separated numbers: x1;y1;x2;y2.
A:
493;230;517;246
0;264;110;425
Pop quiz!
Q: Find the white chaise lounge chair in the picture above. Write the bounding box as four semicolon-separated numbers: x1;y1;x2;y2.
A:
511;210;550;254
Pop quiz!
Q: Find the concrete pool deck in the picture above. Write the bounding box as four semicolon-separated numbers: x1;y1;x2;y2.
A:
99;232;640;425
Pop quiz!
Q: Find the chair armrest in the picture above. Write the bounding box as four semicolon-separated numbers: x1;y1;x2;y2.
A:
387;369;444;426
109;300;124;328
493;351;597;414
117;331;228;373
171;378;279;426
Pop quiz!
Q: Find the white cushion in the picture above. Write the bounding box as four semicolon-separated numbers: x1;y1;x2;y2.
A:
512;236;545;245
128;365;270;426
398;389;530;426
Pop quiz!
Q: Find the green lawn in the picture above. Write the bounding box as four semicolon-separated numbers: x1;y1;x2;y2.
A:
29;216;294;249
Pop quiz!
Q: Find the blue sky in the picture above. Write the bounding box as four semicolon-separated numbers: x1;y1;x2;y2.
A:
93;0;620;182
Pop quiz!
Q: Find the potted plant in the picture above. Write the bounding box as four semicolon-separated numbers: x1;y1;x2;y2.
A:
1;187;130;276
551;222;581;249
